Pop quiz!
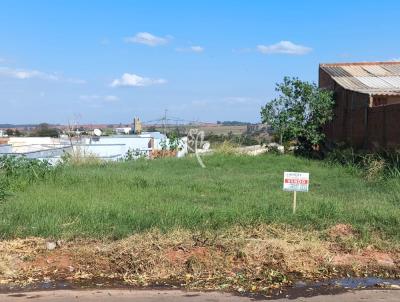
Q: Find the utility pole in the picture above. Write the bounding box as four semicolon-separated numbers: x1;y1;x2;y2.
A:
163;109;168;135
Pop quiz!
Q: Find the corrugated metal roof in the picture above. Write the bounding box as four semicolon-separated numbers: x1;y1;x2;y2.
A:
383;76;400;87
355;77;393;89
320;62;400;95
382;64;400;74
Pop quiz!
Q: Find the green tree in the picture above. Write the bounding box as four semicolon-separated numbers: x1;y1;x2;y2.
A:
14;129;23;137
32;123;60;137
5;129;14;136
261;77;334;153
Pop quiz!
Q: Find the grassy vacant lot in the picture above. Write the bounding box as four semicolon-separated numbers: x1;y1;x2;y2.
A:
0;154;399;241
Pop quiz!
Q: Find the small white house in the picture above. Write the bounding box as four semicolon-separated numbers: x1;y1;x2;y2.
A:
115;127;132;135
0;130;8;137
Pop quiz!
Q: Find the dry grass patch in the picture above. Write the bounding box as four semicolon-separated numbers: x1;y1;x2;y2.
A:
0;225;399;293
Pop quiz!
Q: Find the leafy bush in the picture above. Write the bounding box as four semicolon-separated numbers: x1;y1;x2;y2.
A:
123;148;147;161
0;155;56;201
161;132;183;151
166;132;182;151
0;155;53;181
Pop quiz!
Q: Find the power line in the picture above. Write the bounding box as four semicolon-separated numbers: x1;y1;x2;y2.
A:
142;111;219;127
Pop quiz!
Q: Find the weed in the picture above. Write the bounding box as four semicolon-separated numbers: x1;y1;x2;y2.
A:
214;141;240;155
362;155;386;181
61;149;102;166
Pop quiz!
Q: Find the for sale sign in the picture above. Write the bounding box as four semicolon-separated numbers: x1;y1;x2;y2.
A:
283;172;309;192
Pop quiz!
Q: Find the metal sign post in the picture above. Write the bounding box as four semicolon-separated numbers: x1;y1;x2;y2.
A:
283;172;309;214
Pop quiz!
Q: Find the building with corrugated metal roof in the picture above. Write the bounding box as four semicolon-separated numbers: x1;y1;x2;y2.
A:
319;61;400;150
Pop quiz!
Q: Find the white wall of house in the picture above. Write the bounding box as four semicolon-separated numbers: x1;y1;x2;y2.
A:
0;144;12;153
115;127;132;134
8;137;63;146
72;144;129;160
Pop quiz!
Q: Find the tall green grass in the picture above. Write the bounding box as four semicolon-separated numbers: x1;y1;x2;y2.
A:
327;147;400;179
0;154;399;241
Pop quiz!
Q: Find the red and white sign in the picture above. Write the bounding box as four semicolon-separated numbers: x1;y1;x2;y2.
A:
283;172;309;192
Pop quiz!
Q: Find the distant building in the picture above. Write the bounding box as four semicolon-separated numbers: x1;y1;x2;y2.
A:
0;136;71;164
133;117;142;134
1;132;188;163
115;127;132;135
319;61;400;149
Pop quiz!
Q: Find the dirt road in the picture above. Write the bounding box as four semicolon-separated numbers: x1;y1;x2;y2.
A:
1;289;399;301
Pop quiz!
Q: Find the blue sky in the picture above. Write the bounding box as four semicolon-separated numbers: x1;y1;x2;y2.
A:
1;0;399;124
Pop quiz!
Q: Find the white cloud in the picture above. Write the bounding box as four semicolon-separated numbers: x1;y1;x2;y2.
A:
125;32;169;46
0;67;59;80
0;66;85;83
190;46;204;53
110;73;166;87
390;58;400;62
176;46;204;53
0;57;5;63
257;41;312;55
